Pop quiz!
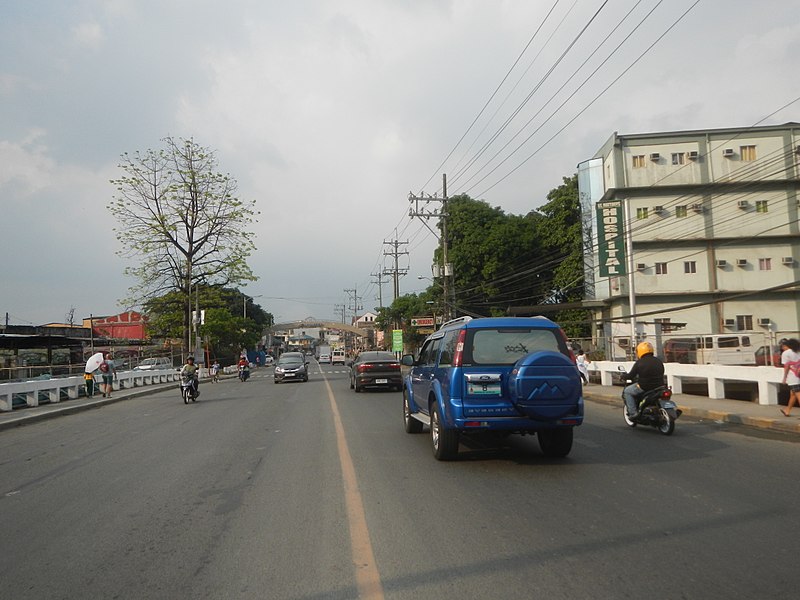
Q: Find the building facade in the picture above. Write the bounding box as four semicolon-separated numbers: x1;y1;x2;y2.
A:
578;123;800;357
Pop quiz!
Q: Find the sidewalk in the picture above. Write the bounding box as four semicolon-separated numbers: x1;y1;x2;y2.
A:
584;383;800;435
0;382;180;432
1;379;799;436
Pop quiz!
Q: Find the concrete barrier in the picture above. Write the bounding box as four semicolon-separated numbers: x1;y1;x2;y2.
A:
591;360;785;405
0;368;182;412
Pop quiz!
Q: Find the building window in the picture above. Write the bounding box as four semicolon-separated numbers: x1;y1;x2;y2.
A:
636;207;649;219
632;155;645;168
655;262;668;275
676;205;688;218
737;315;753;330
759;258;772;271
684;261;696;273
671;152;686;165
740;145;757;161
755;200;768;213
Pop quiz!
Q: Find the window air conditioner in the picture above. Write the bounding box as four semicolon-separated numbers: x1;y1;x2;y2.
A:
782;256;794;265
687;150;699;160
649;153;660;161
736;259;748;267
636;263;647;271
723;148;735;157
715;259;727;268
758;317;771;327
737;200;749;209
724;318;736;327
653;206;664;214
691;204;704;213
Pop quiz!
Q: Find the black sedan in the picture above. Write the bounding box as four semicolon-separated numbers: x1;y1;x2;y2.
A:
349;351;402;393
274;352;309;383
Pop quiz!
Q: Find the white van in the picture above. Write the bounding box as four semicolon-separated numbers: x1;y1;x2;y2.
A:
331;349;346;365
663;334;756;365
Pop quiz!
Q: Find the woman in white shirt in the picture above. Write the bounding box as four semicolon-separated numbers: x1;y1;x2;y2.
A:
779;338;800;417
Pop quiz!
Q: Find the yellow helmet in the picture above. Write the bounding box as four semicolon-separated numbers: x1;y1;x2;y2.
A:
636;341;654;359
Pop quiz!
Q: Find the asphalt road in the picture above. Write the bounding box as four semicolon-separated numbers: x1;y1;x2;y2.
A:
0;363;798;599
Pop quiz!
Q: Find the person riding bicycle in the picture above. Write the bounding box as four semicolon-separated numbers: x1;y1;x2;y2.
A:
623;341;665;419
181;356;200;397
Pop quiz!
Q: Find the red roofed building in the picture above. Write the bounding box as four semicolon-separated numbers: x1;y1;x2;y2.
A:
83;311;148;340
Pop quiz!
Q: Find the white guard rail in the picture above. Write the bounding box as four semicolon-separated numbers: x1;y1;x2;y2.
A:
0;368;183;412
591;361;785;406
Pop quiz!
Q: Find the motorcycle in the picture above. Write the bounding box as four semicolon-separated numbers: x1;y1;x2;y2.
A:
238;365;250;382
618;366;681;435
181;375;198;404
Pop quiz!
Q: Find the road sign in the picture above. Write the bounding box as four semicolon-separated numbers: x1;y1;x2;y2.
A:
392;330;403;353
411;316;434;327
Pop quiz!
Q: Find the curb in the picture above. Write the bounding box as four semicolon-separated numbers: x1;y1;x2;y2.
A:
584;390;800;435
0;383;179;432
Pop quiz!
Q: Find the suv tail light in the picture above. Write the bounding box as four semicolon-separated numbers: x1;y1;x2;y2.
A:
452;329;467;367
557;328;576;363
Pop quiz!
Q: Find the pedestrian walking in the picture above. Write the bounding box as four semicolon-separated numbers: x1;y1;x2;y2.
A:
210;359;220;383
576;350;590;385
99;352;116;398
779;338;800;417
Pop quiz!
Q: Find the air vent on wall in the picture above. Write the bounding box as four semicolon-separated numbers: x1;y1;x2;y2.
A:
736;259;748;267
737;200;749;209
650;153;660;161
724;318;735;327
723;148;735;157
715;259;727;268
758;317;771;327
687;150;699;160
782;256;794;265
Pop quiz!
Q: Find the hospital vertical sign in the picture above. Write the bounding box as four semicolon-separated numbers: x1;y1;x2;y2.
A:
596;201;626;277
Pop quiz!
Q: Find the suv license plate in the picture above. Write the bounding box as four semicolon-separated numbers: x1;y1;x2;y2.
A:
468;383;501;395
375;378;388;384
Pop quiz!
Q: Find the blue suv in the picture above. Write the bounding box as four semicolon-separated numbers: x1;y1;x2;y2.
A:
401;316;583;460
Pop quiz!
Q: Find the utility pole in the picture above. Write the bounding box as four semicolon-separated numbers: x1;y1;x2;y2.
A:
334;304;346;324
371;270;385;309
409;173;452;319
382;239;409;301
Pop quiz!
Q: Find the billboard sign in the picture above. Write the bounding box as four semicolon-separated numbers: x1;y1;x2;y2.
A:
596;200;626;277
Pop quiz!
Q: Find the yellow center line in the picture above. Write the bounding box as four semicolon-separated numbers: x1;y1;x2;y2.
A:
323;373;385;600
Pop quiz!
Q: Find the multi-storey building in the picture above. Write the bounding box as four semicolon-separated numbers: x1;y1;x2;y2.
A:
577;123;800;356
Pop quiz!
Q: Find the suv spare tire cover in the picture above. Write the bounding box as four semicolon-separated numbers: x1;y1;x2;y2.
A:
509;351;582;420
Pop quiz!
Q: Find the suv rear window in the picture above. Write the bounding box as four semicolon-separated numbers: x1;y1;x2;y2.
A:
465;328;565;365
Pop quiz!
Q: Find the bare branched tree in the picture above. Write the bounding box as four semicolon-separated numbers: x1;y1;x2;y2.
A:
109;137;258;352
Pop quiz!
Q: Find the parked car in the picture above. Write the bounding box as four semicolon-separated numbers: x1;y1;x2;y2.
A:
755;345;781;367
274;352;309;383
401;316;582;461
331;349;346;365
133;357;172;371
349;351;402;393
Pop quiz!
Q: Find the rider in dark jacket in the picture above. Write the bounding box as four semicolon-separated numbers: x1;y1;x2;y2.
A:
623;342;665;417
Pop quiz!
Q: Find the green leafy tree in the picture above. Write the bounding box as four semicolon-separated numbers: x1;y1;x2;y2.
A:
531;174;589;337
438;195;544;317
109;137;259;352
143;285;272;362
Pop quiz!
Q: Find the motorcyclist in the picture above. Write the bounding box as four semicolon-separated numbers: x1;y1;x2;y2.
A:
237;356;250;381
181;356;200;397
623;341;665;419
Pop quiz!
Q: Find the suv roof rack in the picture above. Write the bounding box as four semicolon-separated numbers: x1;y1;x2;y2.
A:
439;315;473;329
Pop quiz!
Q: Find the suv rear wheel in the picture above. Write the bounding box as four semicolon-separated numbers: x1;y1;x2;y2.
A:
537;427;573;458
403;389;423;434
431;403;459;460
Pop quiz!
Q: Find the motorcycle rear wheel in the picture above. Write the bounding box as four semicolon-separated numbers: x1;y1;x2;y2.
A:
658;407;675;435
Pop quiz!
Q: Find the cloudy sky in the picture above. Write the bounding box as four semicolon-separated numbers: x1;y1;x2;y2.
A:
2;0;799;326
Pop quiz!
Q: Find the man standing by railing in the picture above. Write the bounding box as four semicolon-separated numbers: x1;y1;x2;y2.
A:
99;353;116;398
